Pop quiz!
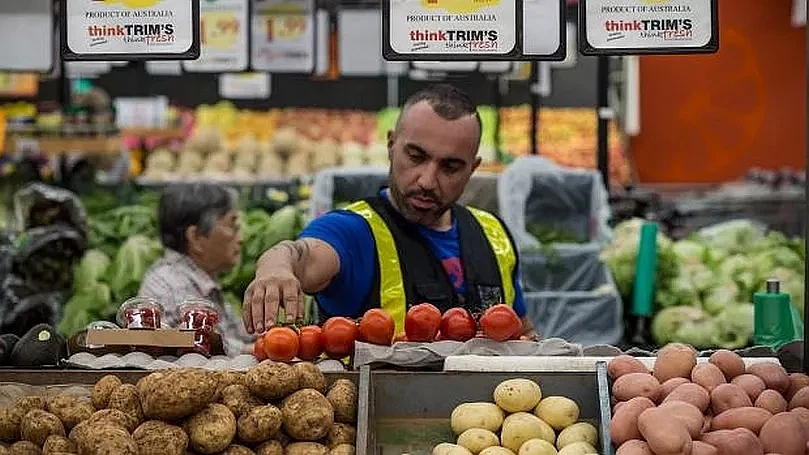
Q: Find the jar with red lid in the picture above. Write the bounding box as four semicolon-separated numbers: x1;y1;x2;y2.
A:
178;299;221;356
117;297;163;330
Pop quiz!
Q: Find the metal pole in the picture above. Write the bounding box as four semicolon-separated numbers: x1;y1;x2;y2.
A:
530;62;539;155
597;55;610;190
803;7;808;374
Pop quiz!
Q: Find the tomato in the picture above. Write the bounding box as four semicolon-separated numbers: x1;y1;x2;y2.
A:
440;307;477;342
262;326;299;362
253;340;268;361
404;303;442;342
297;325;324;361
479;304;522;342
358;308;395;346
322;317;359;359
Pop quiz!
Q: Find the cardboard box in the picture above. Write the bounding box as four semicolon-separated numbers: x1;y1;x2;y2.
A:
86;329;195;348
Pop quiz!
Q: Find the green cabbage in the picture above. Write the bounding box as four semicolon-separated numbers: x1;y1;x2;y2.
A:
652;306;715;347
107;235;162;303
711;303;755;350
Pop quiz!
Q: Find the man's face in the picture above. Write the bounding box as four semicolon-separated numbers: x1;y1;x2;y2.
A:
191;210;242;275
388;101;481;228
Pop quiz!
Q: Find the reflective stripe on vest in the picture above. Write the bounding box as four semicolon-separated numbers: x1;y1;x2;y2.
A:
345;200;516;335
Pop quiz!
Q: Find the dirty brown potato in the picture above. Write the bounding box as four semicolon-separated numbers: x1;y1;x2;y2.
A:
326;380;357;424
282;389;335;441
107;384;143;424
141;369;218;421
85;409;137;433
286;442;329;455
255;440;284;455
220;385;263;418
68;419;127;449
91;375;122;410
0;397;48;442
215;372;247;401
294;363;327;394
47;396;94;430
185;404;237;454
326;423;356;448
20;410;65;447
329;444;355;455
222;445;256;455
135;371;165;399
237;405;282;444
41;435;75;454
245;362;300;402
8;441;40;455
133;420;188;455
75;425;138;455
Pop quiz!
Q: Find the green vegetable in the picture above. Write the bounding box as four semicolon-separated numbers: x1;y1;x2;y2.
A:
651;306;715;348
58;282;113;337
106;235;162;303
72;250;111;292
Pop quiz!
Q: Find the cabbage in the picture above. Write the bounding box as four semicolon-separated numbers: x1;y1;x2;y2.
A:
73;249;111;292
652;306;715;347
711;303;755;350
703;282;741;316
106;235;162;303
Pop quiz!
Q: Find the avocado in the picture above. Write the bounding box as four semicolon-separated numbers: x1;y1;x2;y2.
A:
9;324;66;367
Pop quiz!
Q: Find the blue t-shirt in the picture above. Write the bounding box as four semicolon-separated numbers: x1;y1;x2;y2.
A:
299;195;526;320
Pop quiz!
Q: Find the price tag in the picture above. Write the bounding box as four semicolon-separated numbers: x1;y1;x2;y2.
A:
251;0;315;73
183;0;248;72
219;73;271;99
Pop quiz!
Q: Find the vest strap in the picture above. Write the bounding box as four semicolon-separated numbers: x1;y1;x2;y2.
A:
467;207;516;307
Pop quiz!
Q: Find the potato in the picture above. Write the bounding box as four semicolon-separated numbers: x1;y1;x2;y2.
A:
494;379;542;413
710;407;772;434
787;373;809;400
611;373;661;403
255;440;284;455
457;428;498;454
450;403;505;435
223;445;256;455
692;363;727;392
326;423;356;448
69;420;125;447
637;407;692;455
86;409;137;432
747;363;790;394
709;350;745;381
608;355;648;380
702;413;712;433
660;378;690;399
107;384;143;423
71;424;137;455
434;443;474;455
220;384;263;418
788;386;809;410
535;397;579;431
20;410;64;446
294;363;327;394
691;441;718;455
246;362;299;402
282;389;334;441
759;412;806;455
556;442;596;455
556;422;596;449
755;389;787;414
0;397;46;442
711;383;753;414
286;442;330;455
731;374;767;402
791;406;809;434
42;435;75;454
657;400;704;438
133;420;188;455
47;396;94;430
653;343;697;383
185;404;237;454
326;380;357;424
91;375;122;409
517;438;557;455
141;369;218;421
237;405;282;444
479;447;515;455
663;382;711;412
615;440;652;455
501;412;556;452
329;444;355;455
700;428;763;455
8;441;40;455
610;396;655;446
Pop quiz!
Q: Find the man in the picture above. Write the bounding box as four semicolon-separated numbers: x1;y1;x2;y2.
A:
139;182;254;356
243;84;535;338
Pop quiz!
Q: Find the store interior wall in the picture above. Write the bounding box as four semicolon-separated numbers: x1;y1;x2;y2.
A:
630;0;808;184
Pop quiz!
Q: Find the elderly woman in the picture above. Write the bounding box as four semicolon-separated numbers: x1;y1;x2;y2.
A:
138;182;253;356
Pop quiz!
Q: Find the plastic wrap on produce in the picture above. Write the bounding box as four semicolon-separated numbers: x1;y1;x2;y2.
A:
497;156;612;250
524;290;623;347
519;244;612;292
352;338;583;369
12;182;88;234
62;351;347;372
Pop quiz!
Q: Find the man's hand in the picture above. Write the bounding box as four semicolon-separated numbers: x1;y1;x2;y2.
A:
243;271;305;334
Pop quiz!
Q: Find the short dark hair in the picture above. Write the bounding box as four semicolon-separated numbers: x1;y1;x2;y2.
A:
158;182;235;253
400;84;482;144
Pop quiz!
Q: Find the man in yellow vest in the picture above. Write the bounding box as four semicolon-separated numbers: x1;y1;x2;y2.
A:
242;84;535;338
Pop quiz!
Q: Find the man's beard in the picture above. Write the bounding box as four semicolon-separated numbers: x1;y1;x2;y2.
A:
389;182;450;225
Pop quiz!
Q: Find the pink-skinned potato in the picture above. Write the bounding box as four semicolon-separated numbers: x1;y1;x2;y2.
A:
747;363;790;394
610;396;656;446
732;374;767;402
692;363;727;392
608;355;649;380
637;407;692;455
700;428;763;455
661;378;690;399
657;400;703;438
710;383;752;414
612;373;661;403
663;382;711;412
710;407;772;434
653;343;697;383
759;412;807;455
755;390;788;415
709;350;745;381
615;439;653;455
786;373;809;400
692;441;719;455
788;387;809;410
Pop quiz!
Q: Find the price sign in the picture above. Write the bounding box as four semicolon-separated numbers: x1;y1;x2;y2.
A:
184;0;248;72
251;0;315;73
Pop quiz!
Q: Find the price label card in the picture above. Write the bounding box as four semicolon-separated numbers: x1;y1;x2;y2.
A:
183;0;248;72
579;0;718;55
61;0;200;61
522;0;565;60
251;0;315;73
219;73;271;99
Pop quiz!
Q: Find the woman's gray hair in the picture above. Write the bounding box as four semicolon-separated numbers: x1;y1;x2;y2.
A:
158;183;237;254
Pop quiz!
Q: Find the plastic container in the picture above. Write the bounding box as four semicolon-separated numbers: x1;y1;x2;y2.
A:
178;299;221;357
117;297;163;329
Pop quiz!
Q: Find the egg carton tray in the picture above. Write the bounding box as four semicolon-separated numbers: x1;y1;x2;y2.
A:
62;351;348;372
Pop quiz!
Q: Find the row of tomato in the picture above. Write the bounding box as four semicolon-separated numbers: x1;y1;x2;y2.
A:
254;303;524;363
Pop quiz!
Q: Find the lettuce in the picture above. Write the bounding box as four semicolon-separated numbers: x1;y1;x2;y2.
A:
106;235;162;303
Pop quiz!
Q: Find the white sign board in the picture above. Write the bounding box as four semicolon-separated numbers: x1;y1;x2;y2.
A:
219;73;272;99
251;0;316;73
579;0;718;55
183;0;249;72
0;0;53;72
61;0;200;61
522;0;565;59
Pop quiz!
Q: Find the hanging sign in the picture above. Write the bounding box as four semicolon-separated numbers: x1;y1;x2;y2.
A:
61;0;200;61
522;0;566;60
579;0;718;55
382;0;522;60
0;0;53;72
183;0;249;72
251;0;316;73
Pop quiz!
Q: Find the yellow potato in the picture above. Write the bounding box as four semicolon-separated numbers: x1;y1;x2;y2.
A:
494;379;543;413
556;422;598;449
535;397;580;431
451;403;505;435
519;439;558;455
433;442;474;455
501;412;556;453
557;441;597;455
457;428;499;454
480;447;516;455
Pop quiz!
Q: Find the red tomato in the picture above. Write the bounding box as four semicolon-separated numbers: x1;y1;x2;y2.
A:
358;308;395;346
440;308;477;342
297;325;324;361
404;303;442;342
322;317;359;359
253;340;268;361
262;327;299;362
479;304;522;342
